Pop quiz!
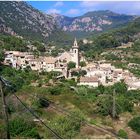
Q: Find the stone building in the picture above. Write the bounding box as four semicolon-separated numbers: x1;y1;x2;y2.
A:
57;38;79;68
78;76;99;87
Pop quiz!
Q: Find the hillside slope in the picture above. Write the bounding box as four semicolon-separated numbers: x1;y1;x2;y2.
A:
93;17;140;48
80;17;140;59
0;1;66;42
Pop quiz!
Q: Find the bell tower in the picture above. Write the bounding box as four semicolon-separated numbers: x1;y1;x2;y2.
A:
72;38;79;68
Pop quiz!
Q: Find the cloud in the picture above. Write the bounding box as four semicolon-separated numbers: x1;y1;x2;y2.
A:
111;2;140;15
45;1;140;17
54;2;64;7
80;1;100;8
47;9;61;14
79;1;101;12
131;2;140;10
65;9;80;15
80;1;140;15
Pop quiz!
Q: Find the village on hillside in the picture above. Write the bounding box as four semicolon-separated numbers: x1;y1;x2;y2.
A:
3;38;140;91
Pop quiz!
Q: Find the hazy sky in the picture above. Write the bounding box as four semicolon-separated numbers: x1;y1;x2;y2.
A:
27;1;140;17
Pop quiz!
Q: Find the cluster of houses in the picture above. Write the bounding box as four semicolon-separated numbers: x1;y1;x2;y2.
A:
4;38;81;78
78;63;140;90
3;38;140;90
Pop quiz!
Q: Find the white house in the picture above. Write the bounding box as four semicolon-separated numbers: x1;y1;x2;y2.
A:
127;81;140;90
28;59;42;71
4;51;27;69
44;57;56;72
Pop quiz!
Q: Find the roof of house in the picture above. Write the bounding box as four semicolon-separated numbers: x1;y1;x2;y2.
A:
45;57;56;64
25;55;34;59
5;51;20;54
5;51;27;57
28;59;40;63
80;76;99;83
113;68;123;72
127;81;140;88
58;51;72;61
70;68;81;71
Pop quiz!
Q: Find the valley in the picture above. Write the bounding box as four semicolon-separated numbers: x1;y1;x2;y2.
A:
0;1;140;139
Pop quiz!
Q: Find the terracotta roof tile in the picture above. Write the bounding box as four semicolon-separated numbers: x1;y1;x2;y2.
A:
45;57;56;64
80;76;99;83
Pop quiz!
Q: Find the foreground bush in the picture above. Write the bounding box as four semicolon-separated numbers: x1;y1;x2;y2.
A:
46;115;82;138
128;116;140;134
9;117;40;138
118;129;128;138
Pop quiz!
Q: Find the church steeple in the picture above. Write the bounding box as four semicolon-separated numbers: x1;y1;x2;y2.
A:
73;37;79;48
74;38;77;46
71;37;79;68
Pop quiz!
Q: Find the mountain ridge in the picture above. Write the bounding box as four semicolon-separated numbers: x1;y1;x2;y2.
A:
51;10;135;38
0;1;65;42
0;1;138;42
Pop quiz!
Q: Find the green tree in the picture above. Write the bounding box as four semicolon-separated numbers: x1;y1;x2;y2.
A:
79;70;87;77
32;41;45;52
98;84;105;94
0;50;4;62
48;86;62;95
67;61;76;70
113;82;127;94
71;71;79;77
128;117;140;134
0;35;27;51
33;50;39;58
79;61;86;67
96;95;113;116
51;49;59;57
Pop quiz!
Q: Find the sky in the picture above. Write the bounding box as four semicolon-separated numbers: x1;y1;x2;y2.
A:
27;1;140;17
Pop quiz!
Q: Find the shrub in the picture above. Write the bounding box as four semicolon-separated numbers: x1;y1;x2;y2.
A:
128;117;140;134
79;70;87;76
0;124;6;138
113;82;127;94
96;95;113;116
118;129;128;138
46;115;82;138
79;61;86;67
32;97;50;109
9;117;40;138
48;86;61;95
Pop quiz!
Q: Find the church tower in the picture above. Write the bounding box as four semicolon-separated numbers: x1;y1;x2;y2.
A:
72;38;79;68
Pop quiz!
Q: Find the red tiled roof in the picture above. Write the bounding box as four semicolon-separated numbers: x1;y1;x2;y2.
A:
45;57;56;64
80;76;99;83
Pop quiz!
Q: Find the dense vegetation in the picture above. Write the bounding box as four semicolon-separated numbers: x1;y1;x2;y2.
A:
9;118;40;138
0;11;140;139
128;117;140;134
93;17;140;48
67;61;76;70
79;17;140;59
117;129;128;139
0;65;39;90
0;35;27;51
1;63;140;138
